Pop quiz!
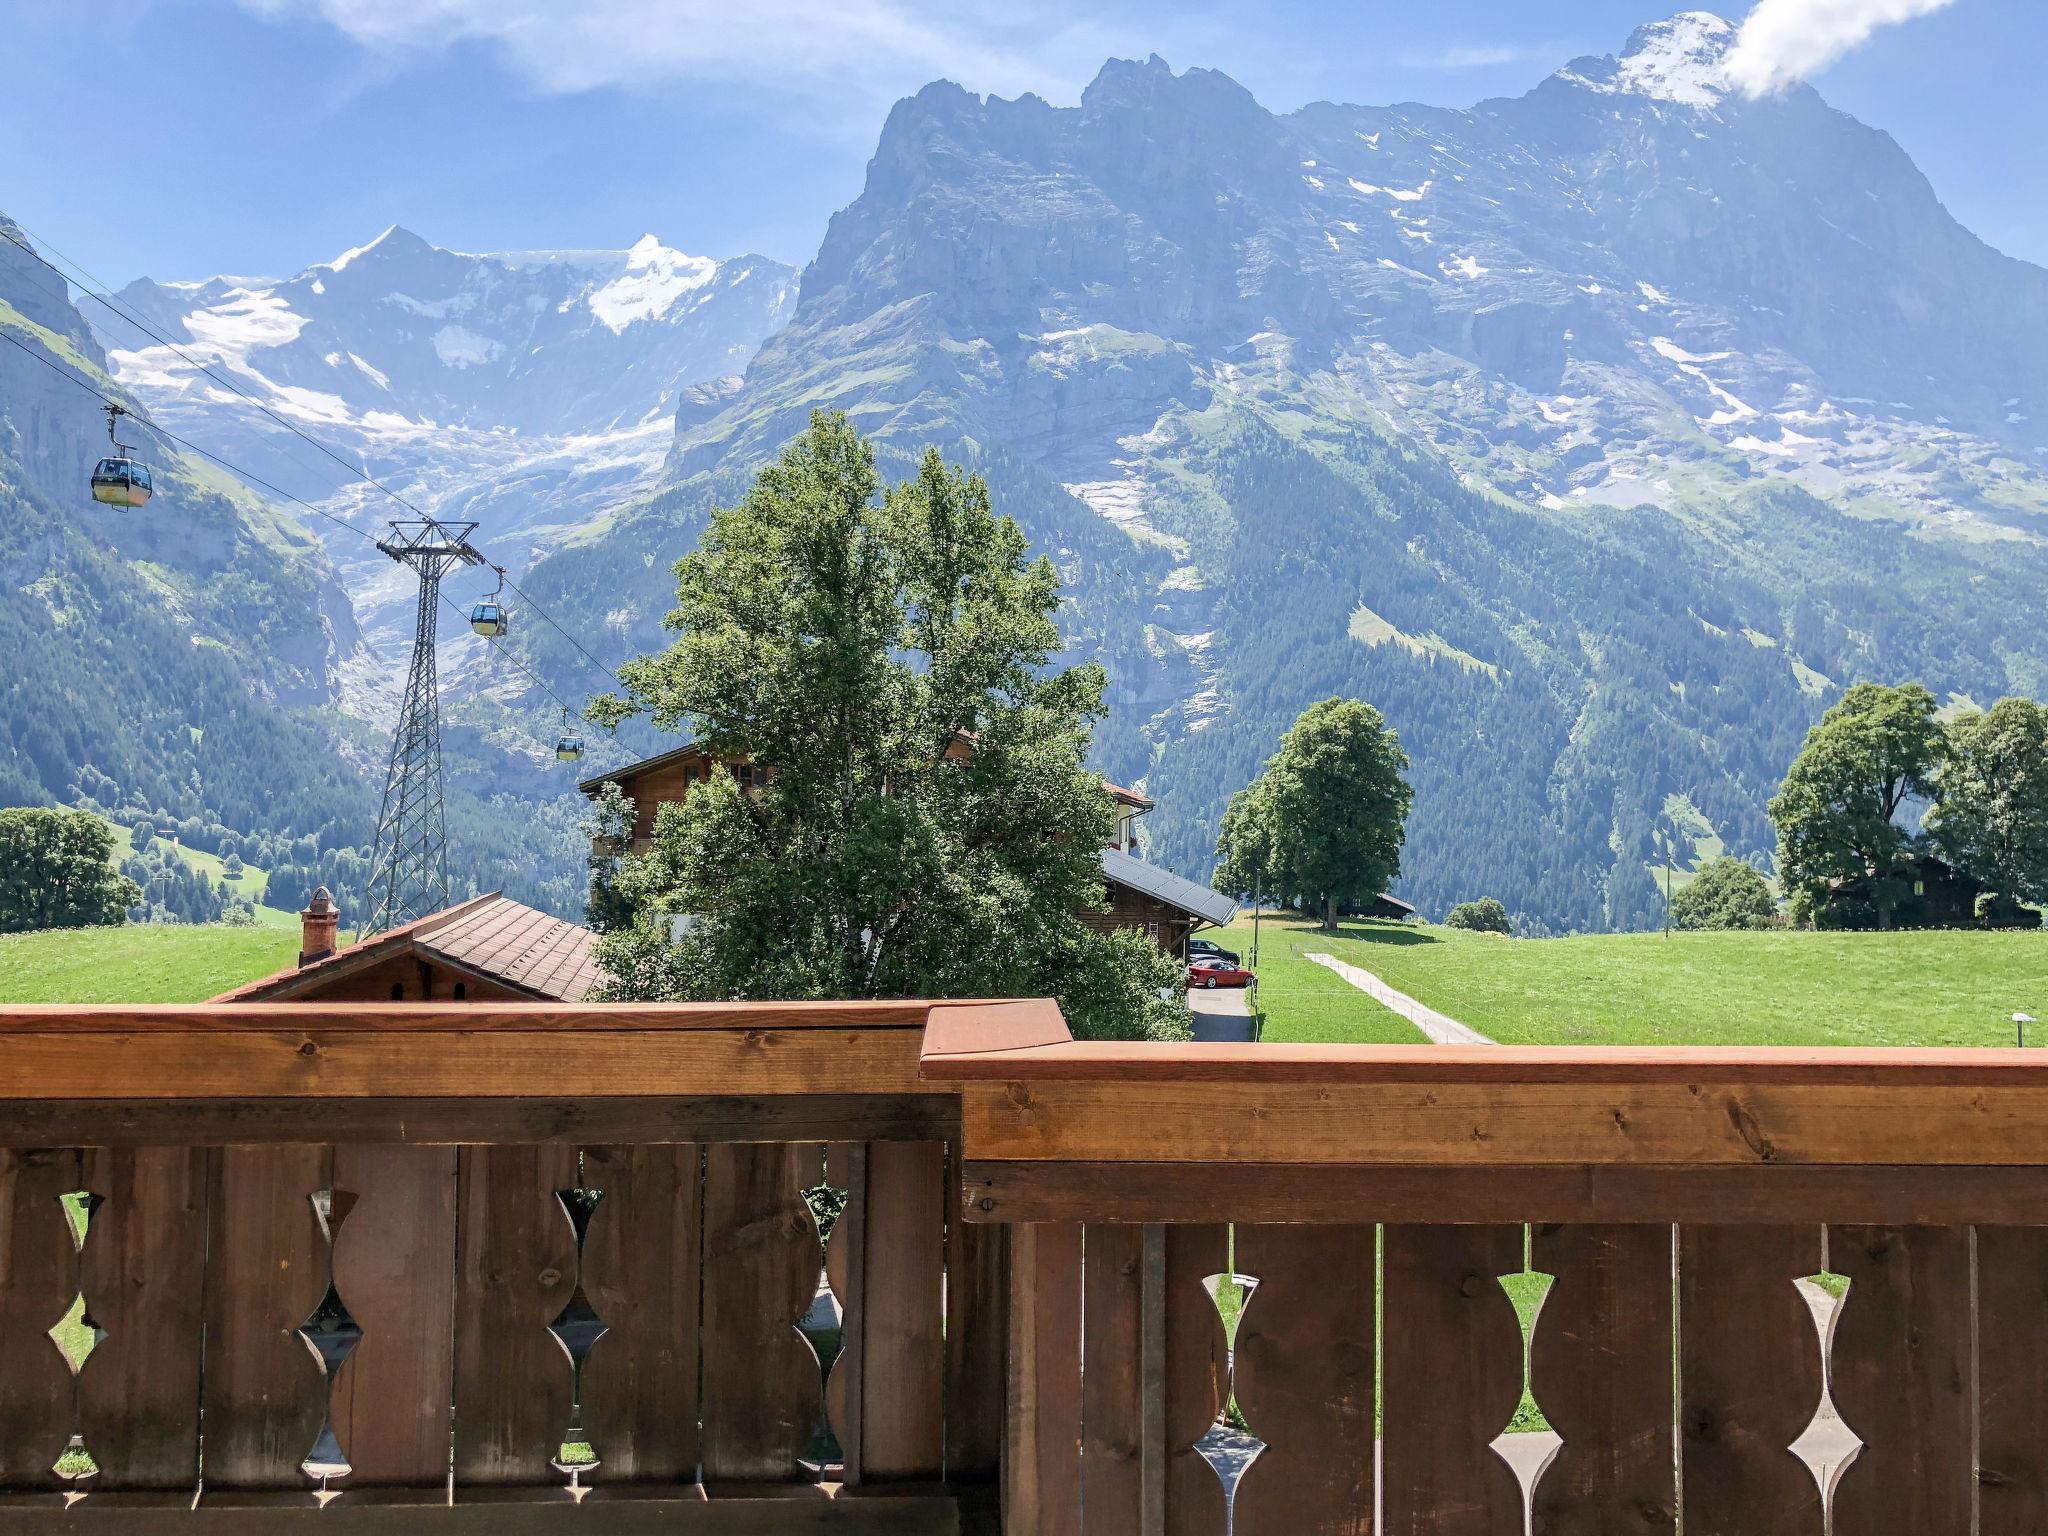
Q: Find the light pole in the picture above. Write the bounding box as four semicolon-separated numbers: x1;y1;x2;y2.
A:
2016;1012;2036;1048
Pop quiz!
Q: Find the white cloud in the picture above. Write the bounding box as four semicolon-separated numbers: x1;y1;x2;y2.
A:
1724;0;1956;96
236;0;1152;103
1396;43;1554;71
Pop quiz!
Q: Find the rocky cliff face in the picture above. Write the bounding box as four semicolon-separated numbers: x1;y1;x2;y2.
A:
526;12;2048;931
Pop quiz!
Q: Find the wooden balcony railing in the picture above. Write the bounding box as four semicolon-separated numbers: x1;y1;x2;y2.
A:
4;998;2048;1533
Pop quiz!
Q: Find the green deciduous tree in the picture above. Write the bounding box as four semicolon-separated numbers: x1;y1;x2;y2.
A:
1213;776;1277;900
1668;857;1778;931
1444;897;1512;934
1769;682;1947;929
1931;696;2048;910
589;411;1187;1040
0;808;141;933
1220;698;1412;931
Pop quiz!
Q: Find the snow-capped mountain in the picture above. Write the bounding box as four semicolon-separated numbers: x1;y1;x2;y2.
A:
95;229;796;691
517;11;2048;931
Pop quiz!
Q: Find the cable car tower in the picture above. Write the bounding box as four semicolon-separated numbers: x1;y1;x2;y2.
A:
361;517;483;937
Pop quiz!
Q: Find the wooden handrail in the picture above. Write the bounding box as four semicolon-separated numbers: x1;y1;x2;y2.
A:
0;1000;943;1032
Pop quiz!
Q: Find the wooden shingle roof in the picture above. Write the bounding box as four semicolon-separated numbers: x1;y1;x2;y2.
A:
215;893;603;1003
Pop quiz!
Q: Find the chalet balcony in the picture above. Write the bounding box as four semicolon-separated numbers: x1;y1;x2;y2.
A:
1;1000;2044;1532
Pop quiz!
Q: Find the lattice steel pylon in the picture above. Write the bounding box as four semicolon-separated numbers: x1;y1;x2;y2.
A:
361;518;482;937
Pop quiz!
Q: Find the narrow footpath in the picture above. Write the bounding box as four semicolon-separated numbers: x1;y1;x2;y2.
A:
1302;951;1496;1045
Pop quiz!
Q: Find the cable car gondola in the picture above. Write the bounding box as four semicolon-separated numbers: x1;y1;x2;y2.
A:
555;707;585;763
89;403;153;508
470;565;509;637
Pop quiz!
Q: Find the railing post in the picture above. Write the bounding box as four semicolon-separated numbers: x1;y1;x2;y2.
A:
1005;1222;1082;1536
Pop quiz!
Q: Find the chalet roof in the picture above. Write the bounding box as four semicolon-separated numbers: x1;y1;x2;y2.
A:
215;893;604;1003
583;738;1156;812
1101;847;1238;929
577;741;711;796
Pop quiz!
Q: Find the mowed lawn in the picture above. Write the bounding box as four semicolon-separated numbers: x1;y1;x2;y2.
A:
1225;916;1427;1043
1225;911;2048;1047
0;923;302;1004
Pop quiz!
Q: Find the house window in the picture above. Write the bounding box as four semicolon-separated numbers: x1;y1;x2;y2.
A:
390;982;404;1000
453;982;467;1000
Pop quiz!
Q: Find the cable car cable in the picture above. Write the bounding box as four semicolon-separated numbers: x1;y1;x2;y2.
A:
4;221;628;696
0;326;591;731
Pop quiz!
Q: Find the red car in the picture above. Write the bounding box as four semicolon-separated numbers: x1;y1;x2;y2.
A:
1188;955;1255;989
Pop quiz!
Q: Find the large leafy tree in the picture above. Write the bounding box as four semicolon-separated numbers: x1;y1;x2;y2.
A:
0;807;140;933
589;411;1186;1040
1769;682;1947;928
1669;857;1778;931
1931;697;2048;910
1222;698;1412;932
1212;776;1278;900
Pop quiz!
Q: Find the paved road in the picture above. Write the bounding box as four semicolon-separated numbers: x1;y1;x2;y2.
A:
1189;984;1255;1042
1303;952;1495;1044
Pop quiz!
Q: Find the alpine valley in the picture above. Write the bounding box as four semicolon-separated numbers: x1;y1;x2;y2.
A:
16;11;2048;931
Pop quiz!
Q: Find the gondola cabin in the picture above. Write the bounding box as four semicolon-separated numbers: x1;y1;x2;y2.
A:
556;733;585;762
469;600;508;637
90;455;152;508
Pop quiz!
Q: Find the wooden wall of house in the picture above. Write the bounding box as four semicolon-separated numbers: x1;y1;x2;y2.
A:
281;954;531;1004
1082;886;1196;958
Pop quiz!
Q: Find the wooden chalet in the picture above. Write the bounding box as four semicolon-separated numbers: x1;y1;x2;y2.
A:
581;744;1236;957
216;888;603;1003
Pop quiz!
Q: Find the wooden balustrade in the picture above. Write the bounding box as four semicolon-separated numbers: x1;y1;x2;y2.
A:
6;999;2048;1533
926;1020;2048;1536
0;1003;998;1531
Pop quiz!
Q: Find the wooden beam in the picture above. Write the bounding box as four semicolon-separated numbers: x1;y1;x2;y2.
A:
0;1488;962;1533
960;1160;2048;1225
919;1001;1072;1063
0;1096;960;1148
925;1040;2048;1085
956;1076;2048;1166
0;1002;938;1033
0;1029;925;1101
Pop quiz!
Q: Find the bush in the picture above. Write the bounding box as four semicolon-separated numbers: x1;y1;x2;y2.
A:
1445;897;1512;935
1669;857;1778;931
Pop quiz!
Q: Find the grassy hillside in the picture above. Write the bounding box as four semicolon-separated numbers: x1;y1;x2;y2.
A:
0;924;300;1003
1228;912;2048;1047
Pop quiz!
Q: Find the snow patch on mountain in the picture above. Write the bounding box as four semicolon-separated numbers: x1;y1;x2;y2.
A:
587;235;719;333
1558;11;1737;108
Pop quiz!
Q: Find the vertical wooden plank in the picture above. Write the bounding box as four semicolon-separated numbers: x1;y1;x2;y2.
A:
944;1158;1006;1482
1529;1224;1677;1536
1979;1226;2048;1536
451;1143;578;1487
1005;1222;1081;1536
578;1143;702;1484
0;1148;81;1492
858;1141;945;1480
1082;1223;1144;1532
329;1144;456;1489
1827;1224;1973;1535
1163;1224;1228;1536
701;1143;821;1482
1233;1224;1376;1536
825;1143;867;1480
201;1145;329;1491
1141;1225;1167;1536
1679;1224;1825;1536
1381;1224;1523;1536
76;1147;207;1493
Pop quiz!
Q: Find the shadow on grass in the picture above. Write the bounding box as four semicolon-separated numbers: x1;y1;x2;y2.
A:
1316;917;1442;948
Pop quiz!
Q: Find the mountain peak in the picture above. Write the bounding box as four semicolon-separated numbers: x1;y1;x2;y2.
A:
322;224;436;272
1558;10;1737;108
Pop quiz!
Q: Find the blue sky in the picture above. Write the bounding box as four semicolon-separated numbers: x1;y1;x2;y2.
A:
2;0;2040;285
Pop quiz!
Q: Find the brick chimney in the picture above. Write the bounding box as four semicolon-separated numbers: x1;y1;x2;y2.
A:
299;887;339;968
